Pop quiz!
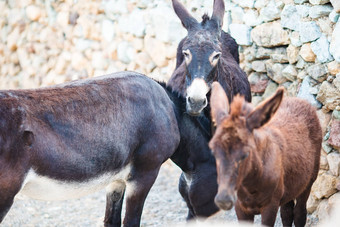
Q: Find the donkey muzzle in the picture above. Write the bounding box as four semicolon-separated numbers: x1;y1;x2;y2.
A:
186;96;208;116
186;78;210;115
214;193;235;211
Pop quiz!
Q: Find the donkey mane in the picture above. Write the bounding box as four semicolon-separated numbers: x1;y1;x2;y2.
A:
157;81;186;111
157;82;185;101
201;14;210;25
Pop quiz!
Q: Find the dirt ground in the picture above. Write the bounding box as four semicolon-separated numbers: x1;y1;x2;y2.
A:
2;161;318;227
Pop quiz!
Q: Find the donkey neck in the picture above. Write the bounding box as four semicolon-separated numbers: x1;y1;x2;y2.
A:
170;108;213;172
158;82;213;172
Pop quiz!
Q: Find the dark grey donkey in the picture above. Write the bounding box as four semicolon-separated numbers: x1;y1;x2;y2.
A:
0;72;180;227
166;0;252;221
168;0;251;116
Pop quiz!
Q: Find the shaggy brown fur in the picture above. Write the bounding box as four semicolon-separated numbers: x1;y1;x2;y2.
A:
209;82;321;227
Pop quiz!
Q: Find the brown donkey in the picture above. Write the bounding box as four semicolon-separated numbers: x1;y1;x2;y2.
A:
209;82;321;227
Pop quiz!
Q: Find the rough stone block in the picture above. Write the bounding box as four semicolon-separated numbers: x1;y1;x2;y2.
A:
327;61;340;75
334;74;340;91
26;5;42;22
289;31;303;47
310;0;330;5
270;54;288;63
300;43;316;62
320;151;330;170
287;44;299;64
307;195;321;214
265;60;288;84
311;35;334;63
259;0;283;22
330;21;340;62
251;21;289;47
330;0;340;13
282;65;297;81
329;10;340;22
306;64;328;82
251;60;266;72
328;120;340;149
248;72;269;93
296;5;310;17
144;36;167;67
299;21;322;43
297;76;322;108
262;80;279;99
309;5;333;19
312;173;338;199
229;24;252;46
281;5;300;31
317;109;332;135
317;81;340;111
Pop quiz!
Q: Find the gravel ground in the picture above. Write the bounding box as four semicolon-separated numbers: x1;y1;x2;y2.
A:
2;161;318;227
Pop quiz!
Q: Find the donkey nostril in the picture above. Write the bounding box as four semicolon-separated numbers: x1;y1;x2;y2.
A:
203;98;207;106
187;97;207;106
216;200;233;210
188;97;194;104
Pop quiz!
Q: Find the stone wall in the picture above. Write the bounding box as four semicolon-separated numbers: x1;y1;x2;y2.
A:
0;0;188;88
0;0;339;223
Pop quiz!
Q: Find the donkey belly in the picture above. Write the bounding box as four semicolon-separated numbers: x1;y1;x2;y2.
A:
17;165;131;201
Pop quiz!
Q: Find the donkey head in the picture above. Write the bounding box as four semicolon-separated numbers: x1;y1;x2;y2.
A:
209;82;284;210
172;0;225;116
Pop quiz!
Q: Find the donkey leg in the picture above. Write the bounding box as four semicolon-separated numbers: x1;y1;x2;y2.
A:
261;203;279;227
0;197;15;223
178;173;195;220
293;187;311;227
235;201;254;223
280;200;295;226
104;181;126;227
122;167;161;227
280;200;294;227
187;168;219;219
0;168;25;223
0;180;23;223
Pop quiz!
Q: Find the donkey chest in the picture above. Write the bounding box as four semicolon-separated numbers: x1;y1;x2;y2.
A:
237;185;275;214
17;165;132;201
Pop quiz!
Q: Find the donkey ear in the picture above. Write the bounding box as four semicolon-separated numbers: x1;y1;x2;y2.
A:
172;0;198;30
246;88;284;131
210;82;229;126
211;0;225;28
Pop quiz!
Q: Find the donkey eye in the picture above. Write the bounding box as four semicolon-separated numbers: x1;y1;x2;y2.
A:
213;52;221;61
240;152;248;160
182;50;192;65
182;50;190;58
210;51;221;66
